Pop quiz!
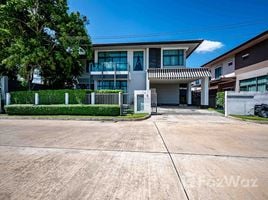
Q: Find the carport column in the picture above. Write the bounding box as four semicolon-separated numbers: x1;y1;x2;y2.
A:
187;82;192;105
146;48;150;90
201;77;209;107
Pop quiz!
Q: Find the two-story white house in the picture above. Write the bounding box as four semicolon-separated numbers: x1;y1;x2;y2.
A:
78;40;211;107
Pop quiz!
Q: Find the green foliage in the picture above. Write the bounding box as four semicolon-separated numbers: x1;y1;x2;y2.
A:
0;0;92;88
95;90;122;93
216;92;225;108
5;104;120;116
10;89;91;104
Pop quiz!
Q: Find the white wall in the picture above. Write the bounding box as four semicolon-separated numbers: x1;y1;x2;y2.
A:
225;91;268;116
210;57;235;80
150;83;180;105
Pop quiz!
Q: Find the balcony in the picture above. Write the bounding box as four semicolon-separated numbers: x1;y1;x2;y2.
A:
90;63;129;73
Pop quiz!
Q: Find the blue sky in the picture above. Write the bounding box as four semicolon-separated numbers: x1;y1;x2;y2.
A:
68;0;268;67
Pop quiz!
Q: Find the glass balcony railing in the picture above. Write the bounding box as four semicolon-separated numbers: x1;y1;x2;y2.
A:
90;63;129;72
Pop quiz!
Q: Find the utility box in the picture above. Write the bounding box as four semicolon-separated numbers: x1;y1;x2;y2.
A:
134;90;151;114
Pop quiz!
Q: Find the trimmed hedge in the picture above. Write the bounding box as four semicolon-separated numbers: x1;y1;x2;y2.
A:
216;92;225;108
5;104;120;116
10;89;91;105
95;90;122;93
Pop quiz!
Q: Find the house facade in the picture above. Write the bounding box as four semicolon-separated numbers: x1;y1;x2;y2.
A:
201;31;268;106
78;40;211;107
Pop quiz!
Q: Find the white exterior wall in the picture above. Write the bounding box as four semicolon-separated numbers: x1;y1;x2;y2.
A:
127;49;147;104
235;60;268;92
93;48;147;104
225;91;268;116
210;57;235;80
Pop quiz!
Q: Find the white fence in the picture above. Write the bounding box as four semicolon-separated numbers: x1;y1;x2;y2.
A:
5;92;125;106
225;91;268;116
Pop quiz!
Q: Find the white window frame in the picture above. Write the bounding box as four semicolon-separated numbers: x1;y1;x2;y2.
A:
161;47;187;68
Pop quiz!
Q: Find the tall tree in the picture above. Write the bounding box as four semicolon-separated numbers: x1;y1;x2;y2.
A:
0;0;92;89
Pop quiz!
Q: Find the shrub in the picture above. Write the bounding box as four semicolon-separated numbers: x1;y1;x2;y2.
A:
10;91;35;104
216;92;225;108
95;89;122;93
5;104;120;116
10;89;91;104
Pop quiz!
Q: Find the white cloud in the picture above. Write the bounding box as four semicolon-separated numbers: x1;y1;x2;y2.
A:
196;40;223;53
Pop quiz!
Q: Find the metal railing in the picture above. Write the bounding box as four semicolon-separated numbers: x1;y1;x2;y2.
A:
95;93;119;104
90;63;129;72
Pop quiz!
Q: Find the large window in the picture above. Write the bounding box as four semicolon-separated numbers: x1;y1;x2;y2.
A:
97;80;127;92
133;51;144;71
215;67;222;79
240;75;268;92
98;51;127;71
163;50;184;67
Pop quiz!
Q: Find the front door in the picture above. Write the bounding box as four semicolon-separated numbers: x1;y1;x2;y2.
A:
179;89;187;105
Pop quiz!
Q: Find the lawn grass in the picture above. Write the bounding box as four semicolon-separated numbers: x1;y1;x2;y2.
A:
0;113;149;121
231;115;268;121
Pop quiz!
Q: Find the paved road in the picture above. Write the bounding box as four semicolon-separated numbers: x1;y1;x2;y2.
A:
0;111;267;200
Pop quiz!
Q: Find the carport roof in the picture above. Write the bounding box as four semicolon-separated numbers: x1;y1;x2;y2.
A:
148;68;211;80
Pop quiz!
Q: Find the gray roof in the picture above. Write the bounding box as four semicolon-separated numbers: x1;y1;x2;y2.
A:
148;68;211;80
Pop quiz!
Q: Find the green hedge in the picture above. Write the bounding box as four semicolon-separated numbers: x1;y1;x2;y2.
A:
5;104;120;116
216;92;225;108
10;89;91;104
95;90;122;93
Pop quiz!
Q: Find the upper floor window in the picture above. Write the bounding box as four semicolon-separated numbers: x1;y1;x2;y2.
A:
98;51;127;64
163;50;184;67
215;67;222;79
98;51;127;71
133;51;144;71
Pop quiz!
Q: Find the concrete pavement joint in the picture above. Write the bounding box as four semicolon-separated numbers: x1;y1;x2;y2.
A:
153;121;190;200
170;152;268;160
1;144;267;160
0;144;168;155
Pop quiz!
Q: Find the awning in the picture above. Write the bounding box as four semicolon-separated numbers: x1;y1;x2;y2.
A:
148;68;211;80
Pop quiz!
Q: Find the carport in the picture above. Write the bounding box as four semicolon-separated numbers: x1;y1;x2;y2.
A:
147;68;211;107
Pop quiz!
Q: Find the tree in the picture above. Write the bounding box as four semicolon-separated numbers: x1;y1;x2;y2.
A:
0;0;92;89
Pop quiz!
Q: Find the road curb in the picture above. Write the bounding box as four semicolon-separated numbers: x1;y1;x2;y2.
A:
0;114;151;122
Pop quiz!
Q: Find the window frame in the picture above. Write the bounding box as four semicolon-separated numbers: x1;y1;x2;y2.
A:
133;51;145;71
162;49;185;68
239;75;268;92
215;66;222;79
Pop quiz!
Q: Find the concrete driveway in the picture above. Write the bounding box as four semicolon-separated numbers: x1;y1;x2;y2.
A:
0;111;267;200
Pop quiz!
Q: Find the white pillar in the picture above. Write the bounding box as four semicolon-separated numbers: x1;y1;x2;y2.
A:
224;91;228;117
146;48;150;90
201;77;209;107
91;92;95;105
34;93;39;105
65;93;69;105
6;93;11;105
118;92;122;106
187;82;192;105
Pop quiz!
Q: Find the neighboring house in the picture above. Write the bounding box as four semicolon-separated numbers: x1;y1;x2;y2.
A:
78;40;211;106
200;30;268;106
